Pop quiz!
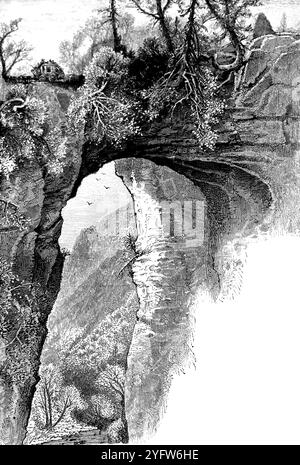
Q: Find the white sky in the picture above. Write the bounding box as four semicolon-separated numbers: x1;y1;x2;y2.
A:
60;161;131;251
0;0;99;66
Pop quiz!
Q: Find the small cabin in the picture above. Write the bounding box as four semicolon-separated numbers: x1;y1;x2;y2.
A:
32;59;65;82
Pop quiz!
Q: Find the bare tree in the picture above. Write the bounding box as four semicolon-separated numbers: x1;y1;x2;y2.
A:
128;0;260;69
38;376;73;430
110;0;123;52
97;364;125;400
98;0;123;52
130;0;175;52
203;0;261;71
0;19;32;79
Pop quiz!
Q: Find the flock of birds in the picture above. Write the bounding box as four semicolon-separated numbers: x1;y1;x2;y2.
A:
86;172;111;206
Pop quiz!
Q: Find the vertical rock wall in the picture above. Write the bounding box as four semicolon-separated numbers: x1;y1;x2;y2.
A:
116;158;216;441
0;83;83;444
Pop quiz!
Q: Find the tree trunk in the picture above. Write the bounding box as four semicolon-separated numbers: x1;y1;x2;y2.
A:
110;0;122;53
155;0;174;53
0;74;7;101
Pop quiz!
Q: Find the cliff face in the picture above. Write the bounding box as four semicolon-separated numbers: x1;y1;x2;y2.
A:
43;221;137;368
1;33;300;443
115;159;213;440
0;83;84;444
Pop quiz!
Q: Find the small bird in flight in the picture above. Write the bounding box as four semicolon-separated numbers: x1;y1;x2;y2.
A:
87;201;93;205
104;186;110;189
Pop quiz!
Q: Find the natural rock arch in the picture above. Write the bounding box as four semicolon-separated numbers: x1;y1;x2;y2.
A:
0;140;273;444
1;31;300;444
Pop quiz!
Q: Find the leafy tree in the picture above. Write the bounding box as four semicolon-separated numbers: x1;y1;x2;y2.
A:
0;83;70;178
67;47;141;146
0;85;45;177
127;36;170;89
0;200;29;232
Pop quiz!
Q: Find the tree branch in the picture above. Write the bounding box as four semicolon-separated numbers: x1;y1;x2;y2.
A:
130;0;158;19
204;0;245;71
52;396;72;428
0;19;30;78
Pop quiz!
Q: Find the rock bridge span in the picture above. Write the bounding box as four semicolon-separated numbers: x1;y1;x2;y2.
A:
0;33;300;443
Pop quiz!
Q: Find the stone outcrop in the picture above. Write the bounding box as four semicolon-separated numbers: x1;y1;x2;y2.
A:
253;13;275;39
1;32;300;443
